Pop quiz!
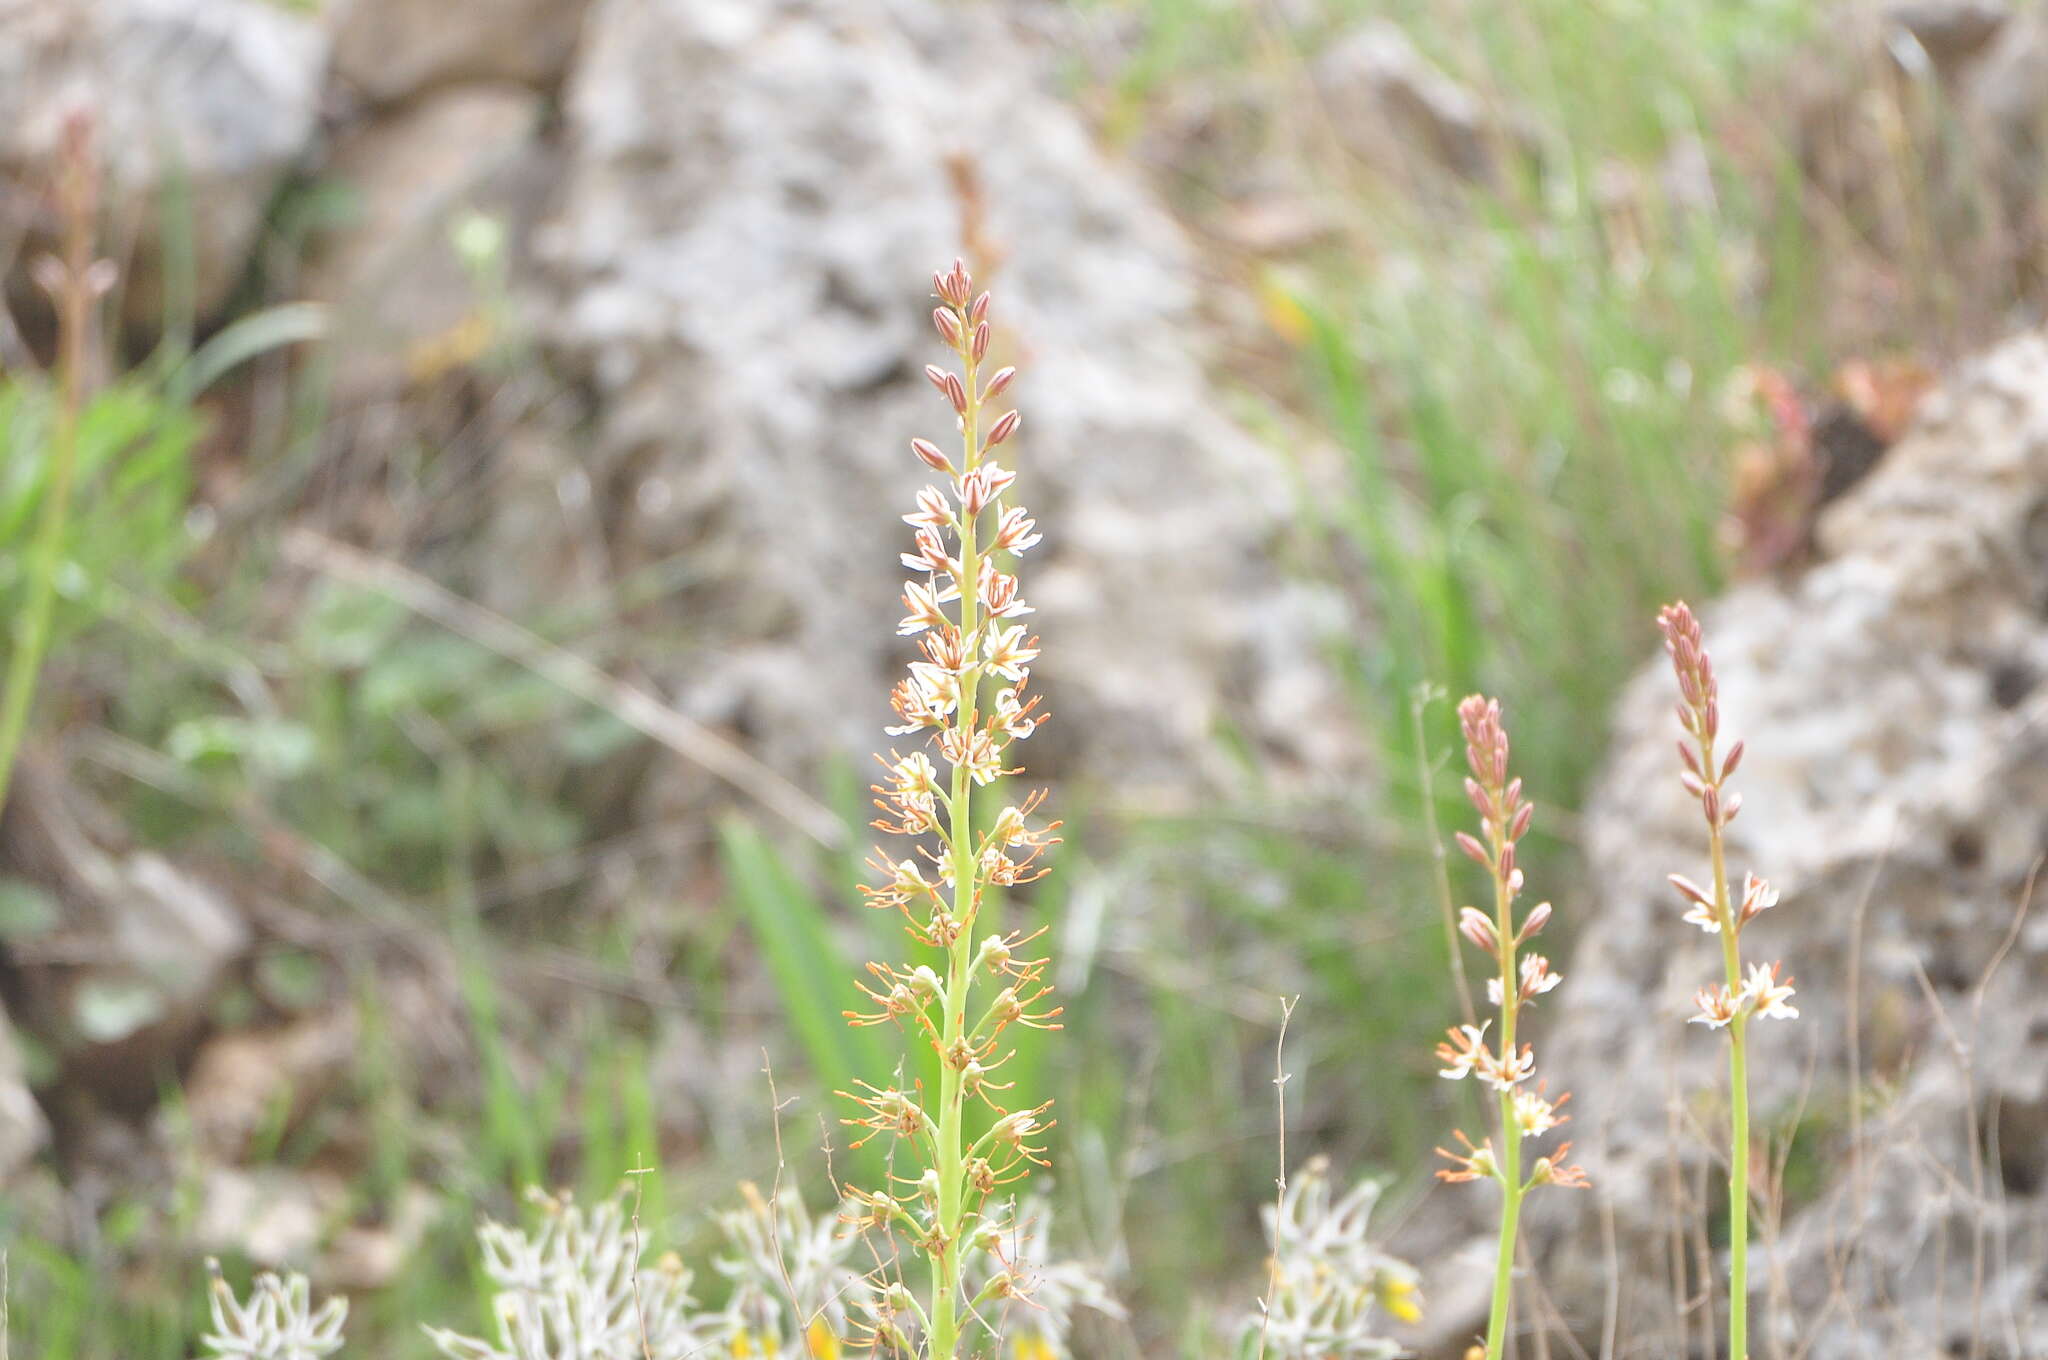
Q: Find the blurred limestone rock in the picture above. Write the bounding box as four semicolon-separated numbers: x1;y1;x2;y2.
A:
303;84;553;399
0;755;249;1107
1311;21;1540;187
326;0;593;106
1506;331;2048;1356
493;0;1355;801
0;0;326;332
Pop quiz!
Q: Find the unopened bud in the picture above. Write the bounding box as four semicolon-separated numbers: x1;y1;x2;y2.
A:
1516;901;1552;942
933;306;962;347
910;438;952;472
982;366;1017;401
985;409;1020;448
971;291;991;324
1721;739;1745;778
1668;874;1712;908
1458;906;1496;952
972;321;990;362
1455;831;1489;868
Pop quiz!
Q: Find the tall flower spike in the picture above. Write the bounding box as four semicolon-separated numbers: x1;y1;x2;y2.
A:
848;259;1062;1360
1436;696;1585;1360
1657;601;1795;1360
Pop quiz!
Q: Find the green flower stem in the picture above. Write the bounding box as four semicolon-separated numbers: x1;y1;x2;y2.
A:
0;165;91;817
1707;787;1749;1360
927;329;984;1360
1484;848;1522;1360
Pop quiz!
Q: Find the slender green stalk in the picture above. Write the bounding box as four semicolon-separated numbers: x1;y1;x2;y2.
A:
926;301;985;1360
1708;790;1749;1360
1484;862;1523;1359
0;120;97;816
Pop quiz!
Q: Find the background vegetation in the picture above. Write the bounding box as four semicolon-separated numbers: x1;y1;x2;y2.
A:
0;0;2020;1353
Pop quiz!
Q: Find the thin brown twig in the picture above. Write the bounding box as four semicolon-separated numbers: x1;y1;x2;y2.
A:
280;528;846;849
1253;993;1299;1360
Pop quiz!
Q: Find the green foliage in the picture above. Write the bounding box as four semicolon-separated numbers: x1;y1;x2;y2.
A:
0;378;201;652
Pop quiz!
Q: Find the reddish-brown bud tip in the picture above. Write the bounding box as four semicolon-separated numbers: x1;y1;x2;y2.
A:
1668;874;1712;908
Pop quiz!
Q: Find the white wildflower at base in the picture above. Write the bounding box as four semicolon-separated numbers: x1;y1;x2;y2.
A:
712;1182;872;1356
202;1262;347;1360
962;1196;1124;1360
1239;1159;1419;1360
423;1188;704;1360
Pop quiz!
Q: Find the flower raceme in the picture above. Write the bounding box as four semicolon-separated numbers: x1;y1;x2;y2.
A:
1434;695;1584;1360
1657;602;1798;1033
842;258;1064;1360
1657;601;1796;1360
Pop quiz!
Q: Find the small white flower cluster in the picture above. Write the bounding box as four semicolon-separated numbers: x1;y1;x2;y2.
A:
961;1196;1123;1359
201;1261;347;1360
1239;1160;1419;1360
712;1181;874;1356
424;1188;705;1360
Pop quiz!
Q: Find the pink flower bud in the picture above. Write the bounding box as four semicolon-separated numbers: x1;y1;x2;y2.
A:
944;373;967;413
1458;907;1496;951
910;438;952;472
972;321;990;362
1463;777;1493;819
933;307;962;347
1721;739;1745;779
985;409;1020;448
925;364;955;397
935;260;972;308
1516;901;1552;942
1720;791;1742;824
1455;831;1489;868
1668;874;1712;908
971;291;991;324
982;366;1017;401
1509;801;1534;842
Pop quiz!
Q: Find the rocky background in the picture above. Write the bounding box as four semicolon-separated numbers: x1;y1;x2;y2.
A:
1;0;2047;1355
